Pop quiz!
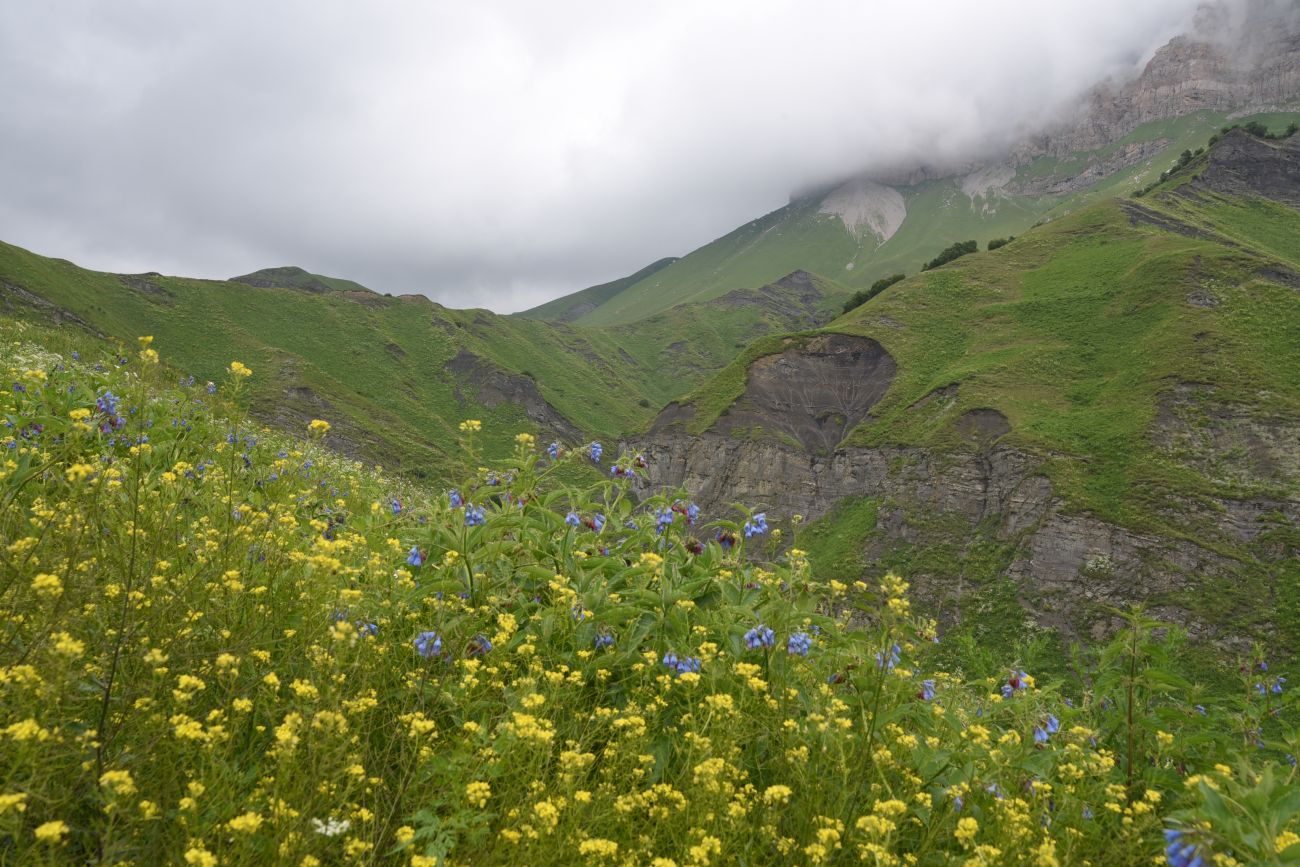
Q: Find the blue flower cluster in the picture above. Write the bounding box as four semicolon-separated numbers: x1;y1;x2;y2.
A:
589;441;603;462
96;390;127;433
662;652;701;675
1033;714;1061;744
414;630;443;659
594;632;615;650
787;632;813;657
744;625;776;650
1164;828;1208;867
876;643;902;670
1001;670;1030;698
742;512;768;538
464;505;485;527
1256;675;1286;695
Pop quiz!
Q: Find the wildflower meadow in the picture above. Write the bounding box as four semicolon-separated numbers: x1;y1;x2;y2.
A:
3;323;1300;865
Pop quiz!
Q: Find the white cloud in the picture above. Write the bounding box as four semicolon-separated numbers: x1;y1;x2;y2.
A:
0;0;1209;310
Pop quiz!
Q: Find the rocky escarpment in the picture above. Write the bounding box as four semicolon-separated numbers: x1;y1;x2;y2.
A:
705;333;895;453
1184;127;1300;206
1019;2;1300;161
635;429;1297;646
633;337;1300;646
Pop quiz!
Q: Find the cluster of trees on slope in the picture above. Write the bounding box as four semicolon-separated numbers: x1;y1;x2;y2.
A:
841;237;1016;315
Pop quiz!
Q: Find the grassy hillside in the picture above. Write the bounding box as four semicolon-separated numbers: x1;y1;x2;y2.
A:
569;110;1299;326
667;136;1300;522
517;257;679;322
2;318;1298;864
230;265;375;295
0;244;845;476
655;131;1300;651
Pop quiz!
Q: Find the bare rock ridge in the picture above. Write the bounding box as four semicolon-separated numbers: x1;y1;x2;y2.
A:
708;334;895;453
1185;127;1300;205
815;1;1300;206
1021;1;1300;160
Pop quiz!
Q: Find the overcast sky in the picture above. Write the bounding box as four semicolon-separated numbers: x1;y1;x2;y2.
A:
1;1;1209;312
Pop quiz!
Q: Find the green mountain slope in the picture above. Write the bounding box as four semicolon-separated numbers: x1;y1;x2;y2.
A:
570;110;1299;326
0;247;845;475
517;256;678;322
642;129;1300;651
669;129;1300;513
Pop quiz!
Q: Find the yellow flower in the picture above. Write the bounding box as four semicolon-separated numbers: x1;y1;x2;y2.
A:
185;847;218;866
955;816;979;847
4;719;49;741
458;419;481;433
227;811;263;833
856;814;895;837
466;781;492;808
65;463;96;483
515;432;535;447
763;785;793;805
99;770;136;797
308;419;331;436
34;820;69;843
138;335;153;347
1277;831;1300;852
139;348;159;364
0;793;28;815
395;826;415;845
229;361;253;378
31;573;62;597
579;838;619;859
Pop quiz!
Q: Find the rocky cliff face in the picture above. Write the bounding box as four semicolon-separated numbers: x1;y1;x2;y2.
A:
634;412;1299;646
1018;2;1300;160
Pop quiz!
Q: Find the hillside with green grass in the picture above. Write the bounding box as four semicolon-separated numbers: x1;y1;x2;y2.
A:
560;110;1299;327
230;265;375;295
637;128;1300;657
659;129;1300;509
0;244;846;477
517;257;679;322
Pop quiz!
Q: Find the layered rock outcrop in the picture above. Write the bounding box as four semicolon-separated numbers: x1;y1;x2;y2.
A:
632;312;1300;644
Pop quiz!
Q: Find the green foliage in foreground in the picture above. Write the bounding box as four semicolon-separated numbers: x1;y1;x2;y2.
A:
3;321;1300;866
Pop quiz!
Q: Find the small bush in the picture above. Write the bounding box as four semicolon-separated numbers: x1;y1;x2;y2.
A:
842;273;906;315
921;240;978;272
987;236;1014;252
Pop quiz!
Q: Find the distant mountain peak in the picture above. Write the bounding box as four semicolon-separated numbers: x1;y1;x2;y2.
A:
230;266;373;295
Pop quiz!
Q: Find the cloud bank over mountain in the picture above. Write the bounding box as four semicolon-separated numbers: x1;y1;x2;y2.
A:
0;1;1214;309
